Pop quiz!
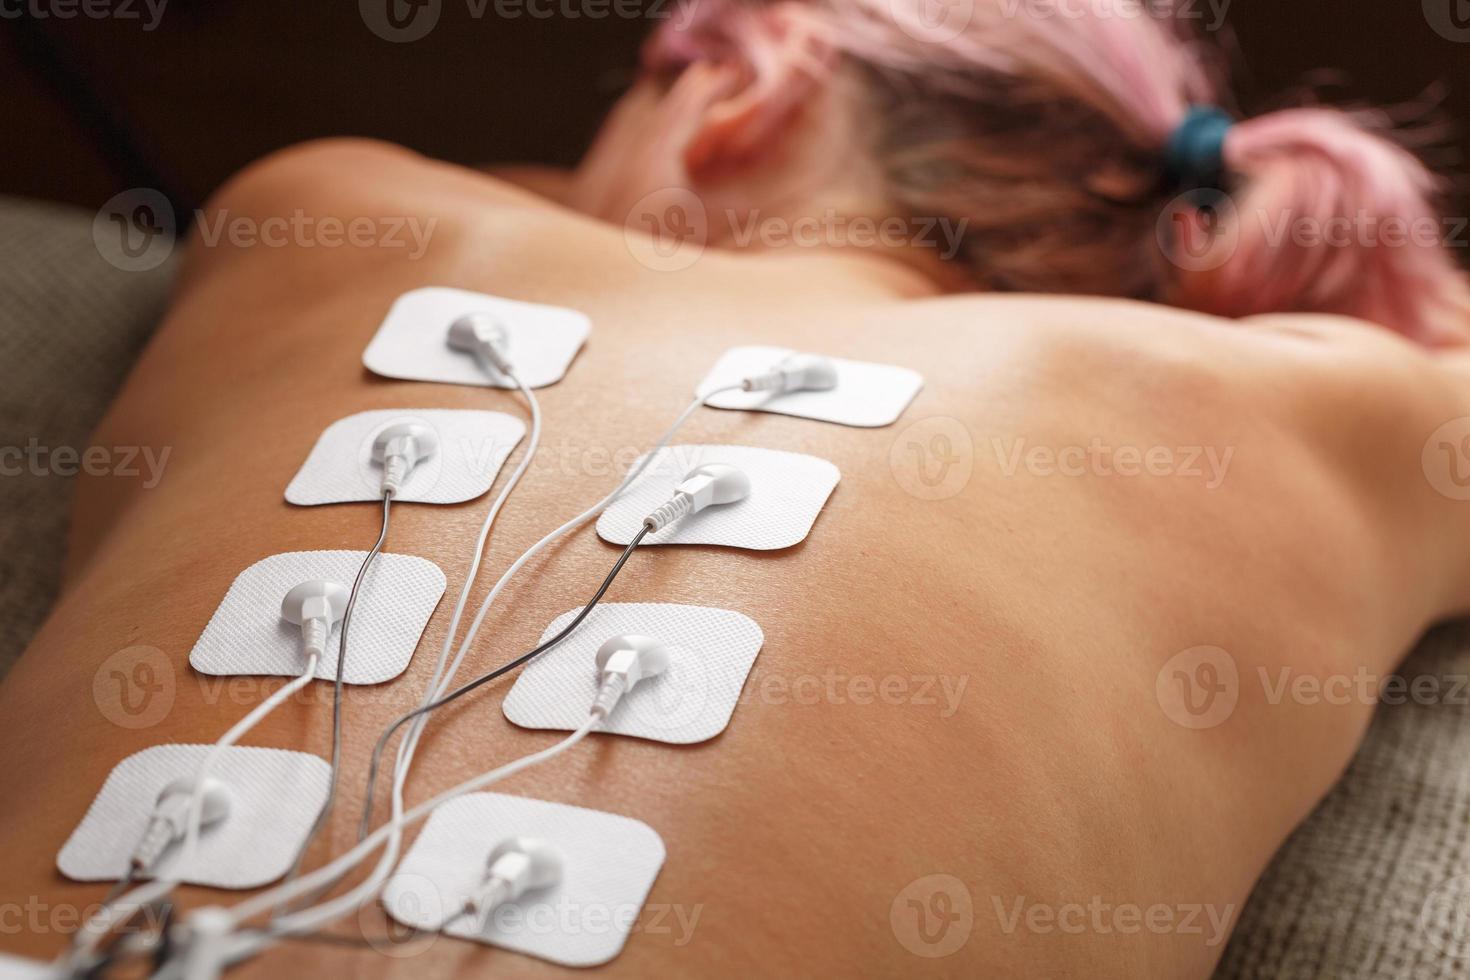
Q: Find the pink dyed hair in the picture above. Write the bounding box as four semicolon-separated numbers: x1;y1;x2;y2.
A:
646;0;1470;343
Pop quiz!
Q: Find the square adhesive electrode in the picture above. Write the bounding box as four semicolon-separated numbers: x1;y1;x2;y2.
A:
285;408;524;505
57;744;330;889
697;345;923;427
363;286;590;390
382;793;666;967
503;603;764;744
189;550;445;684
596;444;839;550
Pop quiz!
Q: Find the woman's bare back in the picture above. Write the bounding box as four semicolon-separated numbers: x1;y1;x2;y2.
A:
2;139;1465;979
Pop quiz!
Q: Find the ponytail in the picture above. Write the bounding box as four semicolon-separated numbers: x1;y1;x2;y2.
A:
1167;107;1470;343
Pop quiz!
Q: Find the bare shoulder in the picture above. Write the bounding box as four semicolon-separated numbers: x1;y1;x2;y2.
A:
204;138;551;212
913;294;1458;434
177;139;598;291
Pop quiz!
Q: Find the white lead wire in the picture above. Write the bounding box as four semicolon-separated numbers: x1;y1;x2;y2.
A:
345;373;546;938
220;717;599;963
63;651;323;967
220;382;741;941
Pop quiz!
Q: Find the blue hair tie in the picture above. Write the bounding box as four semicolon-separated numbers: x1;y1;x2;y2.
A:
1164;106;1233;191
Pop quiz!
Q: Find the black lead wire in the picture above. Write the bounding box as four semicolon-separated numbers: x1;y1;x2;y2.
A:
356;523;651;838
278;524;651;920
275;491;393;915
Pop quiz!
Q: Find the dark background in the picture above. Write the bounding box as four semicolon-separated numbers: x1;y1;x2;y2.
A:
4;0;1470;220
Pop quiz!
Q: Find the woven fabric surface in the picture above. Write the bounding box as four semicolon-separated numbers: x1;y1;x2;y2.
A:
1214;620;1470;979
0;194;174;677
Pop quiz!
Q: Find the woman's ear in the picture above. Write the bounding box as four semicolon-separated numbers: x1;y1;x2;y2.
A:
680;4;835;180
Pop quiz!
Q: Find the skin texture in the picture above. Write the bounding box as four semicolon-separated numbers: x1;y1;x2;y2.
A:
2;138;1470;979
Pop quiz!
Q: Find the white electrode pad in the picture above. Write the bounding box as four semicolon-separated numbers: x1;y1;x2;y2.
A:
286;408;524;506
382;793;666;967
597;444;839;550
0;953;50;979
363;286;590;390
697;345;923;427
503;603;764;744
189;550;445;684
58;744;330;889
